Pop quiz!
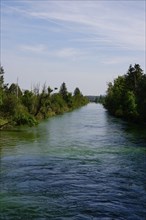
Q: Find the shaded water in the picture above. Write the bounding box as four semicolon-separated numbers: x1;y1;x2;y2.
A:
0;103;146;219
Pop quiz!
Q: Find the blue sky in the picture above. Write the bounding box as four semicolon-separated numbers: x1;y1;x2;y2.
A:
1;0;145;95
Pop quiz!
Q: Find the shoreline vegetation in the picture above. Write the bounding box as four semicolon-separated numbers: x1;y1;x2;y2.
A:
104;64;146;124
0;63;145;129
0;66;89;129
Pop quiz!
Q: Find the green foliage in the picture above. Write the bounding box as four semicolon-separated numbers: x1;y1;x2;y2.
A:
136;74;146;121
105;76;126;115
0;66;4;106
59;82;68;101
124;91;138;118
1;94;19;116
104;64;146;123
73;92;88;108
13;104;38;126
21;90;36;114
0;66;88;128
0;66;4;88
95;95;105;104
14;113;37;126
126;64;143;93
47;86;53;96
74;87;81;96
8;83;22;97
0;118;8;127
50;93;68;114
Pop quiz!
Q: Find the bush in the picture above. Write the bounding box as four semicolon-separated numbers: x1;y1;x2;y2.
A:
14;113;37;126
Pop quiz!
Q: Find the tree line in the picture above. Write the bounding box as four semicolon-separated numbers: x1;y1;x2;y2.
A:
0;66;89;128
104;64;146;123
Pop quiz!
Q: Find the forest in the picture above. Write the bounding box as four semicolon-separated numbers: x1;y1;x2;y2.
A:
0;66;89;128
104;64;146;124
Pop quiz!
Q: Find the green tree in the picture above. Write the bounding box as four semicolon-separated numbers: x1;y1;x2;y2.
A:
0;66;4;88
50;93;67;114
104;64;145;123
126;64;143;93
59;82;68;101
104;76;126;116
21;90;36;114
0;66;4;106
74;87;81;96
136;74;146;121
9;83;22;98
48;86;53;96
1;94;19;116
124;91;138;119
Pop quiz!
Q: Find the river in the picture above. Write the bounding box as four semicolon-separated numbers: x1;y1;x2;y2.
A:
0;103;146;219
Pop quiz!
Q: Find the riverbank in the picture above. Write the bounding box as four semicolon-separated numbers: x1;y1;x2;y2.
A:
0;70;89;129
0;103;92;132
0;100;89;130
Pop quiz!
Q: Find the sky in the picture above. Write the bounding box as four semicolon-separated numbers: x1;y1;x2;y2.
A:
1;0;145;95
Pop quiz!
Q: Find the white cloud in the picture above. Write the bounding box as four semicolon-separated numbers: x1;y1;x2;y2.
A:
20;44;47;53
19;45;86;60
2;1;145;51
102;57;133;65
53;48;84;59
24;1;145;51
1;1;145;94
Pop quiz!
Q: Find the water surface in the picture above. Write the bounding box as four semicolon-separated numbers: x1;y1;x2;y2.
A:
0;104;146;219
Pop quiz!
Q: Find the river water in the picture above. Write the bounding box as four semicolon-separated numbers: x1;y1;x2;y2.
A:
0;103;146;220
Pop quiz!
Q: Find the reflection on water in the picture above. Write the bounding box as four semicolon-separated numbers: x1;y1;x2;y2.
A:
0;104;146;219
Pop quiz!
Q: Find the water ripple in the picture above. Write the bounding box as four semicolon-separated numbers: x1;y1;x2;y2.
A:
0;104;146;219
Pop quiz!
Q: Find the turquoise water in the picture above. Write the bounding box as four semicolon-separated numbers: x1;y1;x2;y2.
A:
0;103;146;219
